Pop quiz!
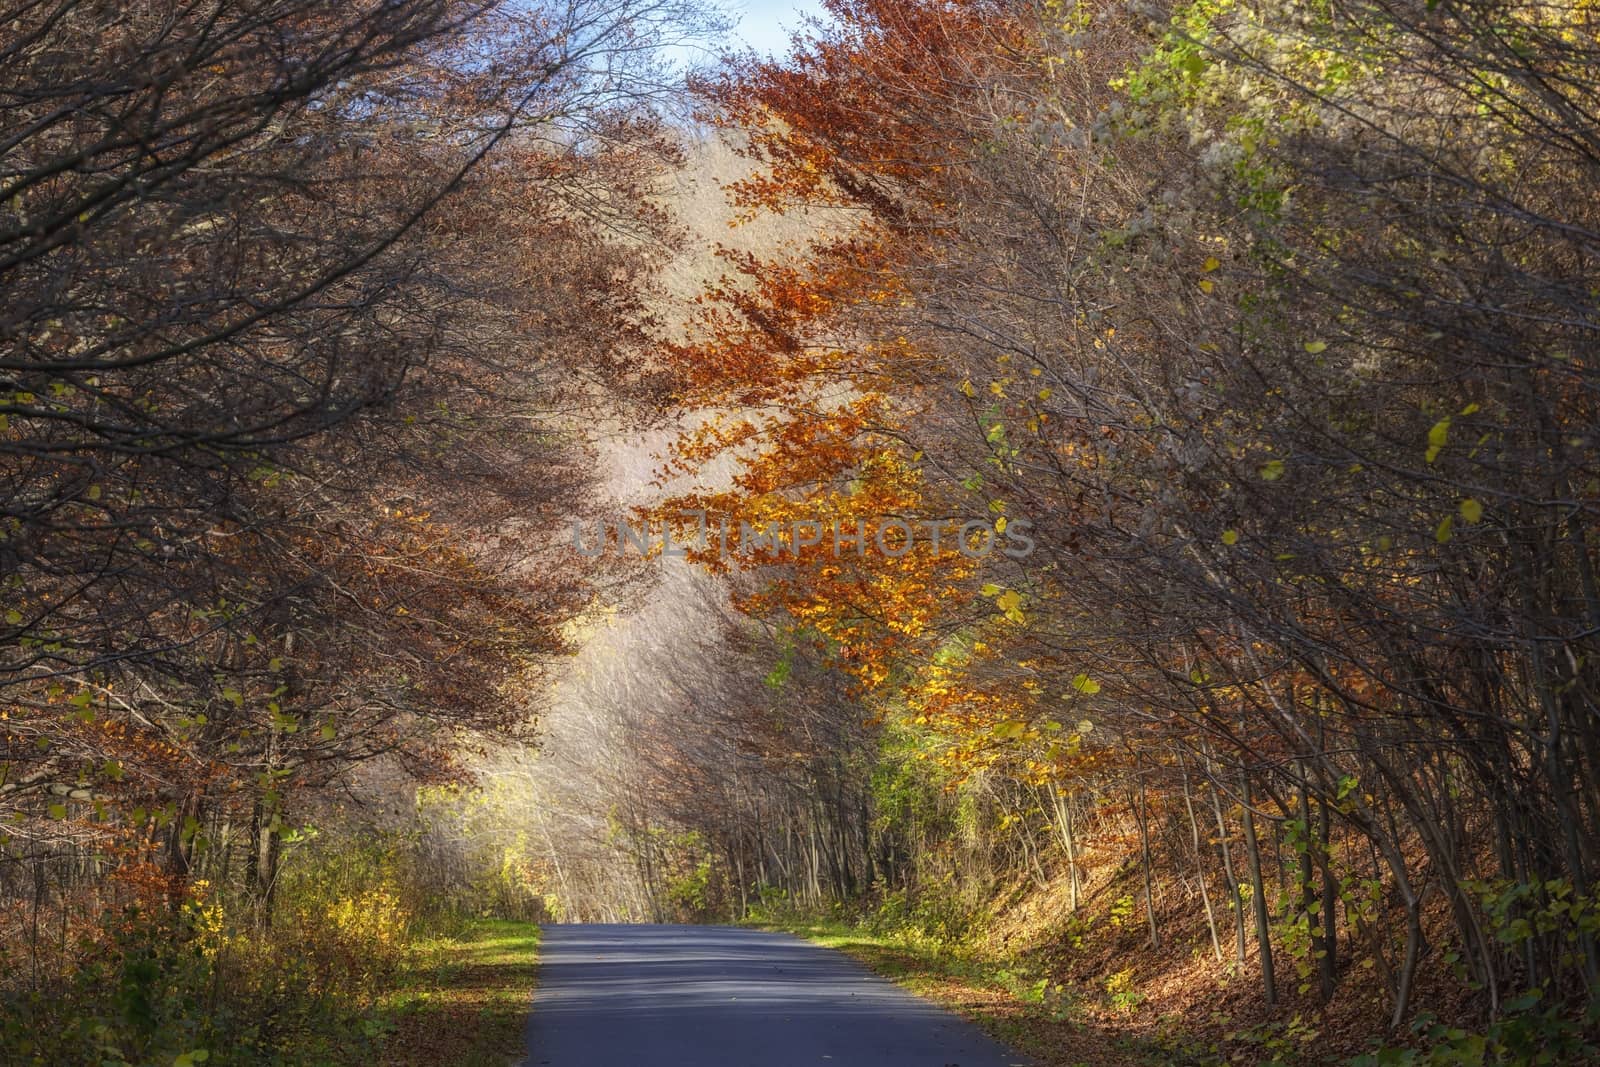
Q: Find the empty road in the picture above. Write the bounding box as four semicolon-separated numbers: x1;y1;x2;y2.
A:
523;924;1034;1066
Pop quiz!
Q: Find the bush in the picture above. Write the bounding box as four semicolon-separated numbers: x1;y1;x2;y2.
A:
0;860;426;1067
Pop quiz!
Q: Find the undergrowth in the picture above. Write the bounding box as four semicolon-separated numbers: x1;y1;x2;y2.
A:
0;850;540;1067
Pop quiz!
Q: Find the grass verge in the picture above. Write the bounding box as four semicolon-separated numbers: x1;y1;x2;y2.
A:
748;913;1144;1067
379;919;541;1067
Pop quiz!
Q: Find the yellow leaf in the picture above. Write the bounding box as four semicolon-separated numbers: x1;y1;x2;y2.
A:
980;583;1002;597
1221;529;1238;545
1198;279;1215;294
1260;459;1285;481
1459;498;1483;523
1071;672;1101;695
1426;418;1450;464
1202;256;1221;272
1037;387;1052;401
1436;516;1454;543
994;516;1008;534
1304;341;1327;354
960;380;975;398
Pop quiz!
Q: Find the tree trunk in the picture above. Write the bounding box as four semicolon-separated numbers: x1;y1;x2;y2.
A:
1210;770;1248;962
1182;761;1223;962
1240;772;1278;1004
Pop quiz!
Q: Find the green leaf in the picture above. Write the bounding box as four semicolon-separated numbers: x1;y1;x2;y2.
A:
1071;672;1102;696
1459;498;1483;524
1259;459;1285;481
48;803;67;819
1436;516;1454;543
1303;340;1327;354
980;583;1002;597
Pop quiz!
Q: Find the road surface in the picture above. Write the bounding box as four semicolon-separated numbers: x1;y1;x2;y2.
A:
523;924;1034;1066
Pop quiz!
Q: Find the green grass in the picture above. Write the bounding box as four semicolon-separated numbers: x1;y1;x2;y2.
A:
379;919;541;1067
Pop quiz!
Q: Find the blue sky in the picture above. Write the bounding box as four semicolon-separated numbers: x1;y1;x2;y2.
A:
726;0;830;56
662;0;830;70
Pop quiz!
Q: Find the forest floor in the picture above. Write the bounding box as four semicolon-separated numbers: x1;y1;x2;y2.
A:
380;919;540;1067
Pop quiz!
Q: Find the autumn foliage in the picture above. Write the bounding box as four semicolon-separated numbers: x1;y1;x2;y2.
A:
632;0;1600;1056
0;0;696;1060
4;0;1600;1061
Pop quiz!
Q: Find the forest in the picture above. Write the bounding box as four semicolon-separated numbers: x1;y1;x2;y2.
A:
2;0;1598;1064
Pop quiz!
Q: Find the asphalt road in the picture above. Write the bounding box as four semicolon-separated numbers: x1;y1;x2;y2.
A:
523;924;1035;1067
